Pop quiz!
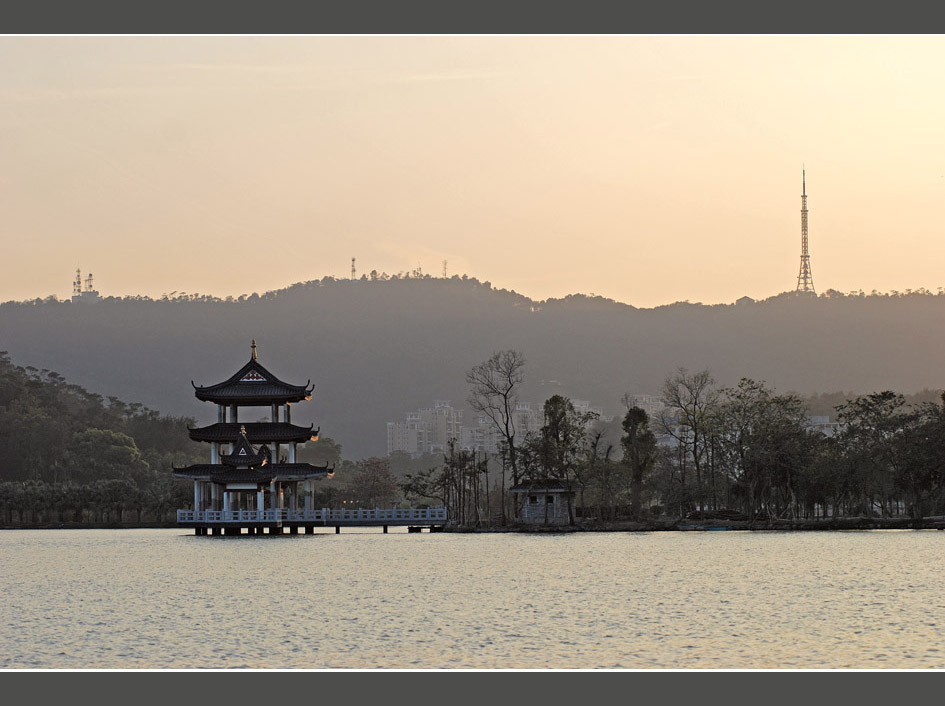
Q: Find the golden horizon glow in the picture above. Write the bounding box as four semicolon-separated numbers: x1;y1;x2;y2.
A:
3;36;945;308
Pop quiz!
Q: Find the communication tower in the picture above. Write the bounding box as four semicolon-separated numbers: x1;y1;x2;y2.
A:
71;268;100;303
442;260;448;278
796;169;816;294
351;257;356;280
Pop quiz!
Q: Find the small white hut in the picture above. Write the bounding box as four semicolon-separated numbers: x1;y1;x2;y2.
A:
511;479;575;526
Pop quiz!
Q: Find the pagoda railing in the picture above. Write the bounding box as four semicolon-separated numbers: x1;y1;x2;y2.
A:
177;507;448;525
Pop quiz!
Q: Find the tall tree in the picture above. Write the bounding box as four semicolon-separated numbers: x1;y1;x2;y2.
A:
345;457;400;508
578;429;622;521
466;350;525;524
522;395;597;525
621;407;657;521
715;379;814;521
659;368;720;515
835;392;918;518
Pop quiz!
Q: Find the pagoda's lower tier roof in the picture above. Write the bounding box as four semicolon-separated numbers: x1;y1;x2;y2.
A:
173;463;333;483
189;422;318;444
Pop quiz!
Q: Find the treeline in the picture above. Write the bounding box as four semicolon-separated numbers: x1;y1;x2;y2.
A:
0;351;198;526
8;272;507;307
398;352;945;527
647;371;945;522
5;340;945;528
13;275;945;309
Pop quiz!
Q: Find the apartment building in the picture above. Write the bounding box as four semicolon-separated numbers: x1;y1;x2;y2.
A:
387;400;463;456
389;398;607;457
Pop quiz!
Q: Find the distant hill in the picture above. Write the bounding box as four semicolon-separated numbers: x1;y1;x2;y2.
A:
3;278;944;458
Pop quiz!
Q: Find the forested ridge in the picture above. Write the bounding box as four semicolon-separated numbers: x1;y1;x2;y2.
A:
3;275;945;460
0;351;198;525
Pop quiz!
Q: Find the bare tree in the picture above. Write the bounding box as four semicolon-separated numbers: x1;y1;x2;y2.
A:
466;350;526;524
659;368;720;517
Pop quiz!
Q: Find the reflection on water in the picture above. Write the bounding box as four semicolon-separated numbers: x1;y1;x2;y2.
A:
2;529;945;669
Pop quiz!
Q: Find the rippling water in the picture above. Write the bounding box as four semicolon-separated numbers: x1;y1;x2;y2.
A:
3;528;945;669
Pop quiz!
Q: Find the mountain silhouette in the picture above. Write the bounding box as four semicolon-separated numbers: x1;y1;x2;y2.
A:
2;278;943;458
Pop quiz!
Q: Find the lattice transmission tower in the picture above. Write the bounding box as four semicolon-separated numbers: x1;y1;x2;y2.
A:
796;169;815;294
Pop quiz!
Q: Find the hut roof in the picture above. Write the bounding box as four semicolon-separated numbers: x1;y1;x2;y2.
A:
510;479;575;493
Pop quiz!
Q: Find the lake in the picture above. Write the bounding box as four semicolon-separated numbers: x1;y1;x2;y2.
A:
3;528;944;669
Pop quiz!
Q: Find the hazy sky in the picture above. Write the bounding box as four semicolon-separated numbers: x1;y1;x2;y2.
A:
3;36;945;307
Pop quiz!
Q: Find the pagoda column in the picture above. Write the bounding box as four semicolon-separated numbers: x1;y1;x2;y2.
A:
193;482;199;512
288;443;296;463
284;404;291;423
269;481;277;510
218;405;225;423
211;483;220;510
230;405;238;423
278;484;284;509
257;488;265;517
305;480;313;512
272;403;279;423
210;443;219;464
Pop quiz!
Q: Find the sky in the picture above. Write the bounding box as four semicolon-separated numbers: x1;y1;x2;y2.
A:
2;35;945;308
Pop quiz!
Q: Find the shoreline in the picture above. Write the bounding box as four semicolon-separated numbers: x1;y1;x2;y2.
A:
3;517;943;532
445;517;945;533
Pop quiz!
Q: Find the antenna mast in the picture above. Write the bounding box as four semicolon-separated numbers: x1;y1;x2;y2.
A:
351;257;356;280
796;169;816;294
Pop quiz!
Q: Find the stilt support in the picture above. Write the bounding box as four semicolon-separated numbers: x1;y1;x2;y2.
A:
408;526;421;533
383;525;388;534
305;526;314;535
290;526;299;535
335;526;340;534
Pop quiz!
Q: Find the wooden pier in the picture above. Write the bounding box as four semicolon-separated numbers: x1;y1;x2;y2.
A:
177;507;448;535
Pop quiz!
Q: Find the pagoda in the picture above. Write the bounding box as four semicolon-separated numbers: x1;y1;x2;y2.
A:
174;340;333;535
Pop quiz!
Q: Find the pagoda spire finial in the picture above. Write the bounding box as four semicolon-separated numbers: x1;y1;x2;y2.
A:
240;424;247;436
251;339;257;361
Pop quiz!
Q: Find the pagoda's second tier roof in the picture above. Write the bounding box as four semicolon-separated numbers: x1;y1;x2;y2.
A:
192;357;313;404
189;422;318;444
173;462;333;483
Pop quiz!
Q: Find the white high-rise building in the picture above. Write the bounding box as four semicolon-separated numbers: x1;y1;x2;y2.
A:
387;401;463;456
389;398;609;457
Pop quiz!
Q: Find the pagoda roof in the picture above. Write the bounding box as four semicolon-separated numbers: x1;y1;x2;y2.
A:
189;422;319;445
192;341;313;404
173;462;333;484
219;428;268;466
